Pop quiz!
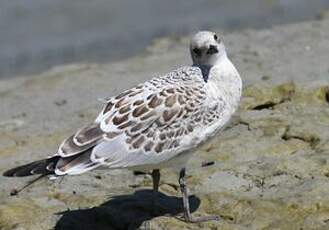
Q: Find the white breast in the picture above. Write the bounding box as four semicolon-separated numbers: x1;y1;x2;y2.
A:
200;57;242;139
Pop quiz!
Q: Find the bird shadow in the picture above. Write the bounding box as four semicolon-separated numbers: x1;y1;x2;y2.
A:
54;189;200;230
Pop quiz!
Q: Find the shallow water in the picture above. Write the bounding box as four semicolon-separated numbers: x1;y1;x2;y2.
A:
0;0;328;78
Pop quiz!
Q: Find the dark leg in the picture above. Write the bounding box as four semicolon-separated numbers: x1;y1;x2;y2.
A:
152;169;160;192
151;169;160;214
178;168;220;223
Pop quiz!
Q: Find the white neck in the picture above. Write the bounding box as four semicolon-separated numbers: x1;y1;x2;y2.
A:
214;52;228;66
206;55;242;109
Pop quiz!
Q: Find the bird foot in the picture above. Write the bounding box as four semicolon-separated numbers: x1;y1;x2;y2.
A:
176;214;220;223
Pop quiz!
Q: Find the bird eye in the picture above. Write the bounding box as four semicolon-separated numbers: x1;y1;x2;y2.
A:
214;34;221;43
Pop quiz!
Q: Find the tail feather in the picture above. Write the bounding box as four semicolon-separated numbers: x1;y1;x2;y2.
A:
3;156;60;177
2;152;100;196
3;149;98;177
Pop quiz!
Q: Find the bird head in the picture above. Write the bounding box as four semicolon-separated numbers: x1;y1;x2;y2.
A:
190;31;226;67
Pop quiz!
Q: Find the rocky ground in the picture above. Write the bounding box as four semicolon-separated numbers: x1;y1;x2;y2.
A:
0;17;329;230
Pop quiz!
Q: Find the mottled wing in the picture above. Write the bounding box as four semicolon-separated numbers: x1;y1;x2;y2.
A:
91;67;221;168
56;66;225;173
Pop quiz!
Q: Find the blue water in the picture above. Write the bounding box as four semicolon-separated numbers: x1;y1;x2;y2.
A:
0;0;328;78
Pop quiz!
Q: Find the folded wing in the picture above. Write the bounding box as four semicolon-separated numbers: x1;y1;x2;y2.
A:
56;67;222;174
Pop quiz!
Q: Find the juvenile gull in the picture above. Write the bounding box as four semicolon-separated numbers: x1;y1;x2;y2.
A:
3;31;242;222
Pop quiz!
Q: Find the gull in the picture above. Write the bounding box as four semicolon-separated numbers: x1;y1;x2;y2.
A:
3;31;242;222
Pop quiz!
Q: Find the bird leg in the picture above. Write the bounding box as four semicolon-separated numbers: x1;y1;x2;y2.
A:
151;169;160;214
178;168;220;223
9;174;46;196
152;169;160;192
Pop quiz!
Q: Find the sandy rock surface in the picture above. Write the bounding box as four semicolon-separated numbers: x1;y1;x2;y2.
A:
0;18;329;230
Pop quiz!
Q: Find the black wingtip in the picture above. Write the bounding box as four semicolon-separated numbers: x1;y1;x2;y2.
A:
3;168;17;177
3;161;40;177
3;156;60;177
